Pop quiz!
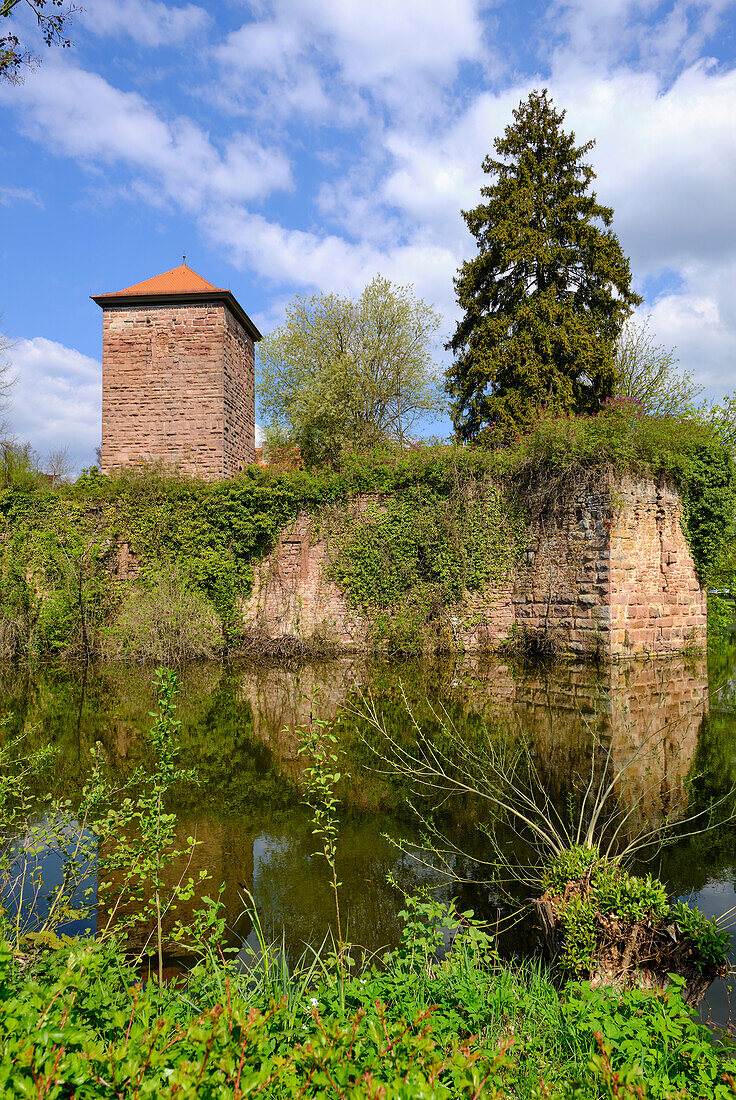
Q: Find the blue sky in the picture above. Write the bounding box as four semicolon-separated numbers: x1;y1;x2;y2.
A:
2;0;736;470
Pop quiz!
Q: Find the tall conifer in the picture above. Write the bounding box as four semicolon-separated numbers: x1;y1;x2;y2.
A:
447;90;642;441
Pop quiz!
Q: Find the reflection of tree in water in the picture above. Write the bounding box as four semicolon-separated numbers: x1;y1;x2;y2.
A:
0;651;726;960
249;820;439;965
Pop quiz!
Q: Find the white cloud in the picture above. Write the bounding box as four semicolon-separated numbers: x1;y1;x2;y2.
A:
83;0;209;47
202;205;459;324
1;63;293;209
0;186;43;207
214;0;490;125
212;17;346;125
289;0;487;86
646;259;736;398
7;338;101;471
545;0;734;72
554;64;736;276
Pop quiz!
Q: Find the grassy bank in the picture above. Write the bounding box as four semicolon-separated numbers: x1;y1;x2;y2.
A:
2;901;736;1099
0;404;733;661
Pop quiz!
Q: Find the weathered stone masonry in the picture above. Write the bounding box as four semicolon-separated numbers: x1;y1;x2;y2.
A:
93;264;261;480
243;475;707;659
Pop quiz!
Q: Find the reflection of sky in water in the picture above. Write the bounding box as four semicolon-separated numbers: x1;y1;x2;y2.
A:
3;817;97;938
680;876;736;1027
4;654;736;1025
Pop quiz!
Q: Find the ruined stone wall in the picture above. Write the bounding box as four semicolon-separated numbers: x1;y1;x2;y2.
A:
242;475;706;659
609;479;706;657
101;301;255;480
244;510;368;647
514;487;612;655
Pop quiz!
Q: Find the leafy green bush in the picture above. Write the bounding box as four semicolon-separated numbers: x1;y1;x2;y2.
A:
542;844;600;894
543;848;731;982
562;979;736;1100
559;894;599;979
0;938;504;1099
590;866;669;924
671;901;733;970
102;564;223;662
2;916;736;1099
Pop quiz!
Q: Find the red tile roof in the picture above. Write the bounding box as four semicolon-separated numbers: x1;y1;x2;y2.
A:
91;263;263;341
95;263;225;298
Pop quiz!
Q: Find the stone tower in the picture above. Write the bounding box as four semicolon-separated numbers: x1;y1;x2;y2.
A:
92;264;261;479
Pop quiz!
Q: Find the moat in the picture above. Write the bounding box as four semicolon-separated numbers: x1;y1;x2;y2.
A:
3;648;736;1024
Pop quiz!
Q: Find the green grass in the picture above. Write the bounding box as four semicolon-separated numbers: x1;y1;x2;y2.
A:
3;896;736;1099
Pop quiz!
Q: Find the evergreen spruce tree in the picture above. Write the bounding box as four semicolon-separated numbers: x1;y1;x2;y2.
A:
447;89;642;441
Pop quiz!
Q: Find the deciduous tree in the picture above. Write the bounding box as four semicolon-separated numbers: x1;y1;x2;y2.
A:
447;89;642;442
613;317;702;416
1;0;79;84
258;276;444;466
0;323;15;437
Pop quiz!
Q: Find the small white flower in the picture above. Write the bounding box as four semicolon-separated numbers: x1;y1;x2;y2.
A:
309;997;318;1007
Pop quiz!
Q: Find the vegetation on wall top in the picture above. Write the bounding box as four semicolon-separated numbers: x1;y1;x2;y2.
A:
0;401;732;661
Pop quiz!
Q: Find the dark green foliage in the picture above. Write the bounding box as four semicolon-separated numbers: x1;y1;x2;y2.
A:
670;901;732;970
563;979;736;1100
2;917;736;1098
447;89;641;441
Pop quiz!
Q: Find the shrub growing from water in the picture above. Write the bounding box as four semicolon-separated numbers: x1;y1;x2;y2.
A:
541;845;731;988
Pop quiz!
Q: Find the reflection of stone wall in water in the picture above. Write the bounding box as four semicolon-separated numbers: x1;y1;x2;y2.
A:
234;654;707;836
237;658;366;777
98;816;254;957
244;477;706;659
512;658;708;837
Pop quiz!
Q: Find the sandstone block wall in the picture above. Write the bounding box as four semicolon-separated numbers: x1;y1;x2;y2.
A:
101;302;255;479
244;510;369;647
223;309;257;476
609;480;707;657
515;477;707;656
515;488;611;655
243;476;706;660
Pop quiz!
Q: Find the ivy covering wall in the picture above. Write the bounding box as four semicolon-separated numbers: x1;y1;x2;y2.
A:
0;405;733;662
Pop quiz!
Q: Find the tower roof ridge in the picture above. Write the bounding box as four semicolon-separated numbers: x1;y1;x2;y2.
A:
95;263;225;297
91;264;262;342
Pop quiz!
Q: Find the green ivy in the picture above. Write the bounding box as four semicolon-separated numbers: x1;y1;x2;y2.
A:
0;404;733;661
325;479;525;653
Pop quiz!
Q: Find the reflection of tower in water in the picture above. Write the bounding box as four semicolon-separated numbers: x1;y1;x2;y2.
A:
97;814;255;961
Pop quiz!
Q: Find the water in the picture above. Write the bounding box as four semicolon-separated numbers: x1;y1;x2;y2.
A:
2;650;736;1024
